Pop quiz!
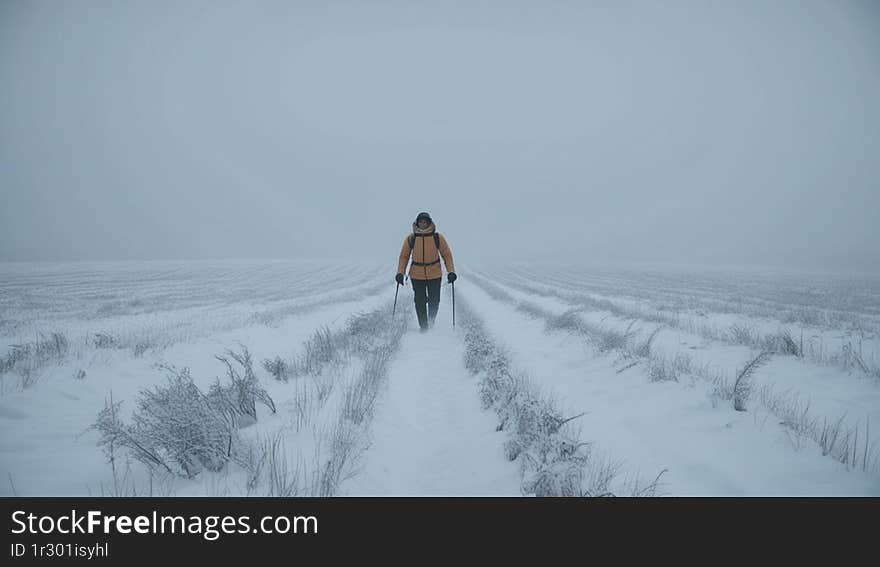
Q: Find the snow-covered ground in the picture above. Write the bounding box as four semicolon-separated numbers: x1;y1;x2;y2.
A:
342;314;522;496
1;260;878;496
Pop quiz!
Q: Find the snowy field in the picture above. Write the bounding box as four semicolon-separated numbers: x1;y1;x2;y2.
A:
1;260;879;496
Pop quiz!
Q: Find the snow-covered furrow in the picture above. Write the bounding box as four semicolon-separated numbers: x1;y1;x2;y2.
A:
520;263;880;317
0;271;391;378
468;271;880;472
0;290;394;496
0;261;381;331
460;276;880;494
503;265;880;331
476;269;880;380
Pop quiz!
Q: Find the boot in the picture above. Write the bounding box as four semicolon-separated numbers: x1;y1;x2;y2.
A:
415;301;429;331
427;301;439;328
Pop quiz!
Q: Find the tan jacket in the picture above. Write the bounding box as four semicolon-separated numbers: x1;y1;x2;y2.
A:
397;222;455;281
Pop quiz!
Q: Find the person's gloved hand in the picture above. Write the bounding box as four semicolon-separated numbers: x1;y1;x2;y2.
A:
447;272;457;284
395;273;404;285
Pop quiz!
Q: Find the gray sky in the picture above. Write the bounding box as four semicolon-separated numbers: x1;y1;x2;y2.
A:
2;0;879;272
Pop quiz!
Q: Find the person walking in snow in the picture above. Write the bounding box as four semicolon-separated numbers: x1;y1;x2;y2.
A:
396;212;456;332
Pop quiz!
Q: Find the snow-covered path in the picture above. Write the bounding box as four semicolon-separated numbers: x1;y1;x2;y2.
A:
343;302;521;496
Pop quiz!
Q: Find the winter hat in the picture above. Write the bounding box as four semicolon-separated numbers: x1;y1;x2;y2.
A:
415;212;432;223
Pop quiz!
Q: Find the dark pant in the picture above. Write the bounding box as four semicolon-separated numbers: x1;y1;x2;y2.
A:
411;277;441;330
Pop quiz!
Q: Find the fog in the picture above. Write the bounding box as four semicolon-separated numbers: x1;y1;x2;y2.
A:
2;0;879;273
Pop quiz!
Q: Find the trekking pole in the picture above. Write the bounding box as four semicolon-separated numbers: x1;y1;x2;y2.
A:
392;282;400;317
451;280;455;328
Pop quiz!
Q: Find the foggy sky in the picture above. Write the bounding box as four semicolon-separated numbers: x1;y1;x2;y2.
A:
2;0;879;272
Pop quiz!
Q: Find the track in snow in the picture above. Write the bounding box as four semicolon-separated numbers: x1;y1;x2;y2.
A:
343;293;521;496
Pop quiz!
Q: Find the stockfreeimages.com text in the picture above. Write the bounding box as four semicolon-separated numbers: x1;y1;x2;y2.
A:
11;510;317;541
